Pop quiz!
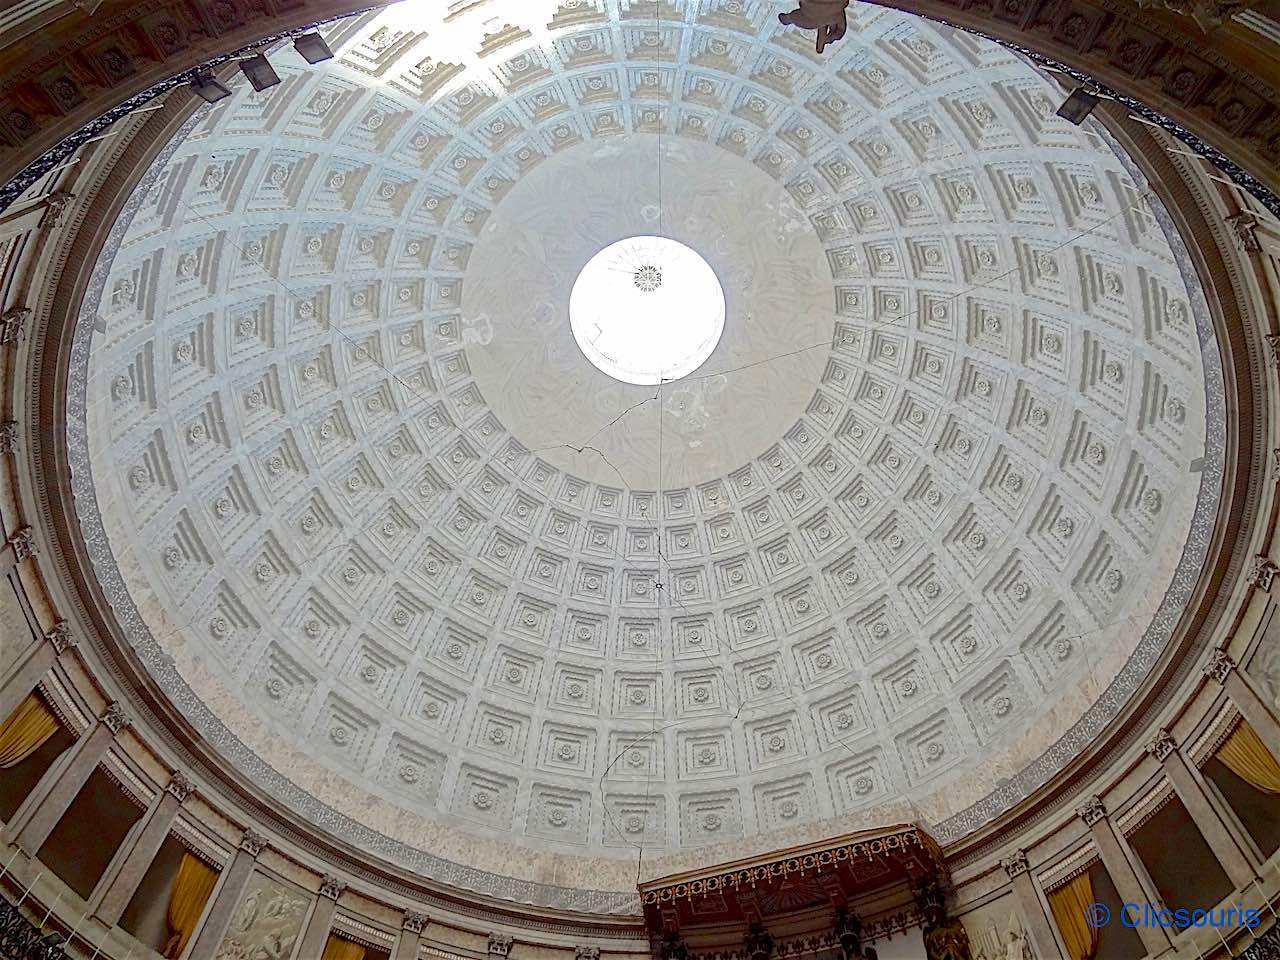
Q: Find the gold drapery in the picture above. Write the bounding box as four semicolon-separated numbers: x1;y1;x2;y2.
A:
1216;720;1280;794
0;693;58;768
1048;872;1101;960
322;935;367;960
164;852;219;959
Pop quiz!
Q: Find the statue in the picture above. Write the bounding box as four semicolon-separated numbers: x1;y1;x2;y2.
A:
777;0;850;53
746;923;774;960
833;906;863;960
914;880;974;960
661;931;689;960
1001;930;1031;960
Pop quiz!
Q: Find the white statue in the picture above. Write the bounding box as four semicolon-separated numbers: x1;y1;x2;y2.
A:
778;0;850;52
1003;929;1032;960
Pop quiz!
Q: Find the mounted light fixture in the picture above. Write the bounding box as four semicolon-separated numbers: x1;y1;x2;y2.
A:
189;72;232;104
1056;86;1100;125
294;32;334;64
239;54;280;92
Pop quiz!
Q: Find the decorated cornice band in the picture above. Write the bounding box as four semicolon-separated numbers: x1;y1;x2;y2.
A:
638;824;943;906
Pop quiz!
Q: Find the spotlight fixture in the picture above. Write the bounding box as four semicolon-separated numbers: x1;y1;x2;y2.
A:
239;54;280;92
1056;86;1100;125
189;72;232;104
293;32;334;64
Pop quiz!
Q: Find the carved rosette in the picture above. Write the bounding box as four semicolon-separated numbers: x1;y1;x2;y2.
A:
574;947;600;960
1076;795;1107;826
1204;649;1236;684
1000;850;1030;878
488;933;514;957
100;701;129;734
402;912;428;934
165;771;195;802
319;874;346;900
1145;728;1177;762
239;827;267;857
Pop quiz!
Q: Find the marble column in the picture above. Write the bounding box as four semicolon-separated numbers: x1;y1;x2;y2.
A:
294;875;346;960
393;911;428;960
1204;651;1280;762
1145;729;1257;886
0;526;35;578
0;620;74;725
1001;851;1064;960
91;772;195;925
1076;796;1174;956
13;702;127;854
186;829;267;960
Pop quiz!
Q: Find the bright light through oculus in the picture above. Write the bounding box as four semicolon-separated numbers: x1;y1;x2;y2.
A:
569;236;726;386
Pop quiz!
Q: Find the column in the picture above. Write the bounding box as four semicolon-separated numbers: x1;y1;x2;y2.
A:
0;620;74;725
0;525;35;578
1205;650;1280;761
294;875;346;960
13;702;127;854
1076;796;1174;956
91;772;195;925
186;829;266;960
1000;851;1065;960
1145;729;1257;886
393;911;428;960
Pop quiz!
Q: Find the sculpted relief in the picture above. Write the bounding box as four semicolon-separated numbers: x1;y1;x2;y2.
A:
960;900;1033;960
214;872;309;960
1247;614;1280;714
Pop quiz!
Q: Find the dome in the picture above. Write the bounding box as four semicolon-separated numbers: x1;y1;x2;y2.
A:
68;0;1221;912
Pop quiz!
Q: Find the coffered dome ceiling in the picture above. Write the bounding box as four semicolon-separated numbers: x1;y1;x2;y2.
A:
68;0;1223;914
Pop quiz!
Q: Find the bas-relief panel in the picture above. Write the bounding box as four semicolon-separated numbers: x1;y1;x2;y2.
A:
214;871;309;960
1246;610;1280;713
959;896;1035;960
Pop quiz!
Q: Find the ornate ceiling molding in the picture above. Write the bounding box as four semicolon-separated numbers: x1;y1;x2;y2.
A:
49;0;1228;911
1;0;1278;214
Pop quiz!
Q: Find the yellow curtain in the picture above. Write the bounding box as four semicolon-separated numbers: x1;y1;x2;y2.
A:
0;694;59;768
322;935;366;960
1048;872;1101;960
1216;720;1280;794
164;852;219;959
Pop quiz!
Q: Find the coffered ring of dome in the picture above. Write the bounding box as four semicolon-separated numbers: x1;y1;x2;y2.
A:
69;0;1223;912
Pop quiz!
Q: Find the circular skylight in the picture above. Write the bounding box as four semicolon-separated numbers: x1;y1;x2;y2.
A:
568;235;726;385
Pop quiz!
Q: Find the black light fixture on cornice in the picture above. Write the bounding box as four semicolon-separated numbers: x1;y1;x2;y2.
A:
189;72;232;104
1056;86;1100;125
240;54;281;92
294;32;335;64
